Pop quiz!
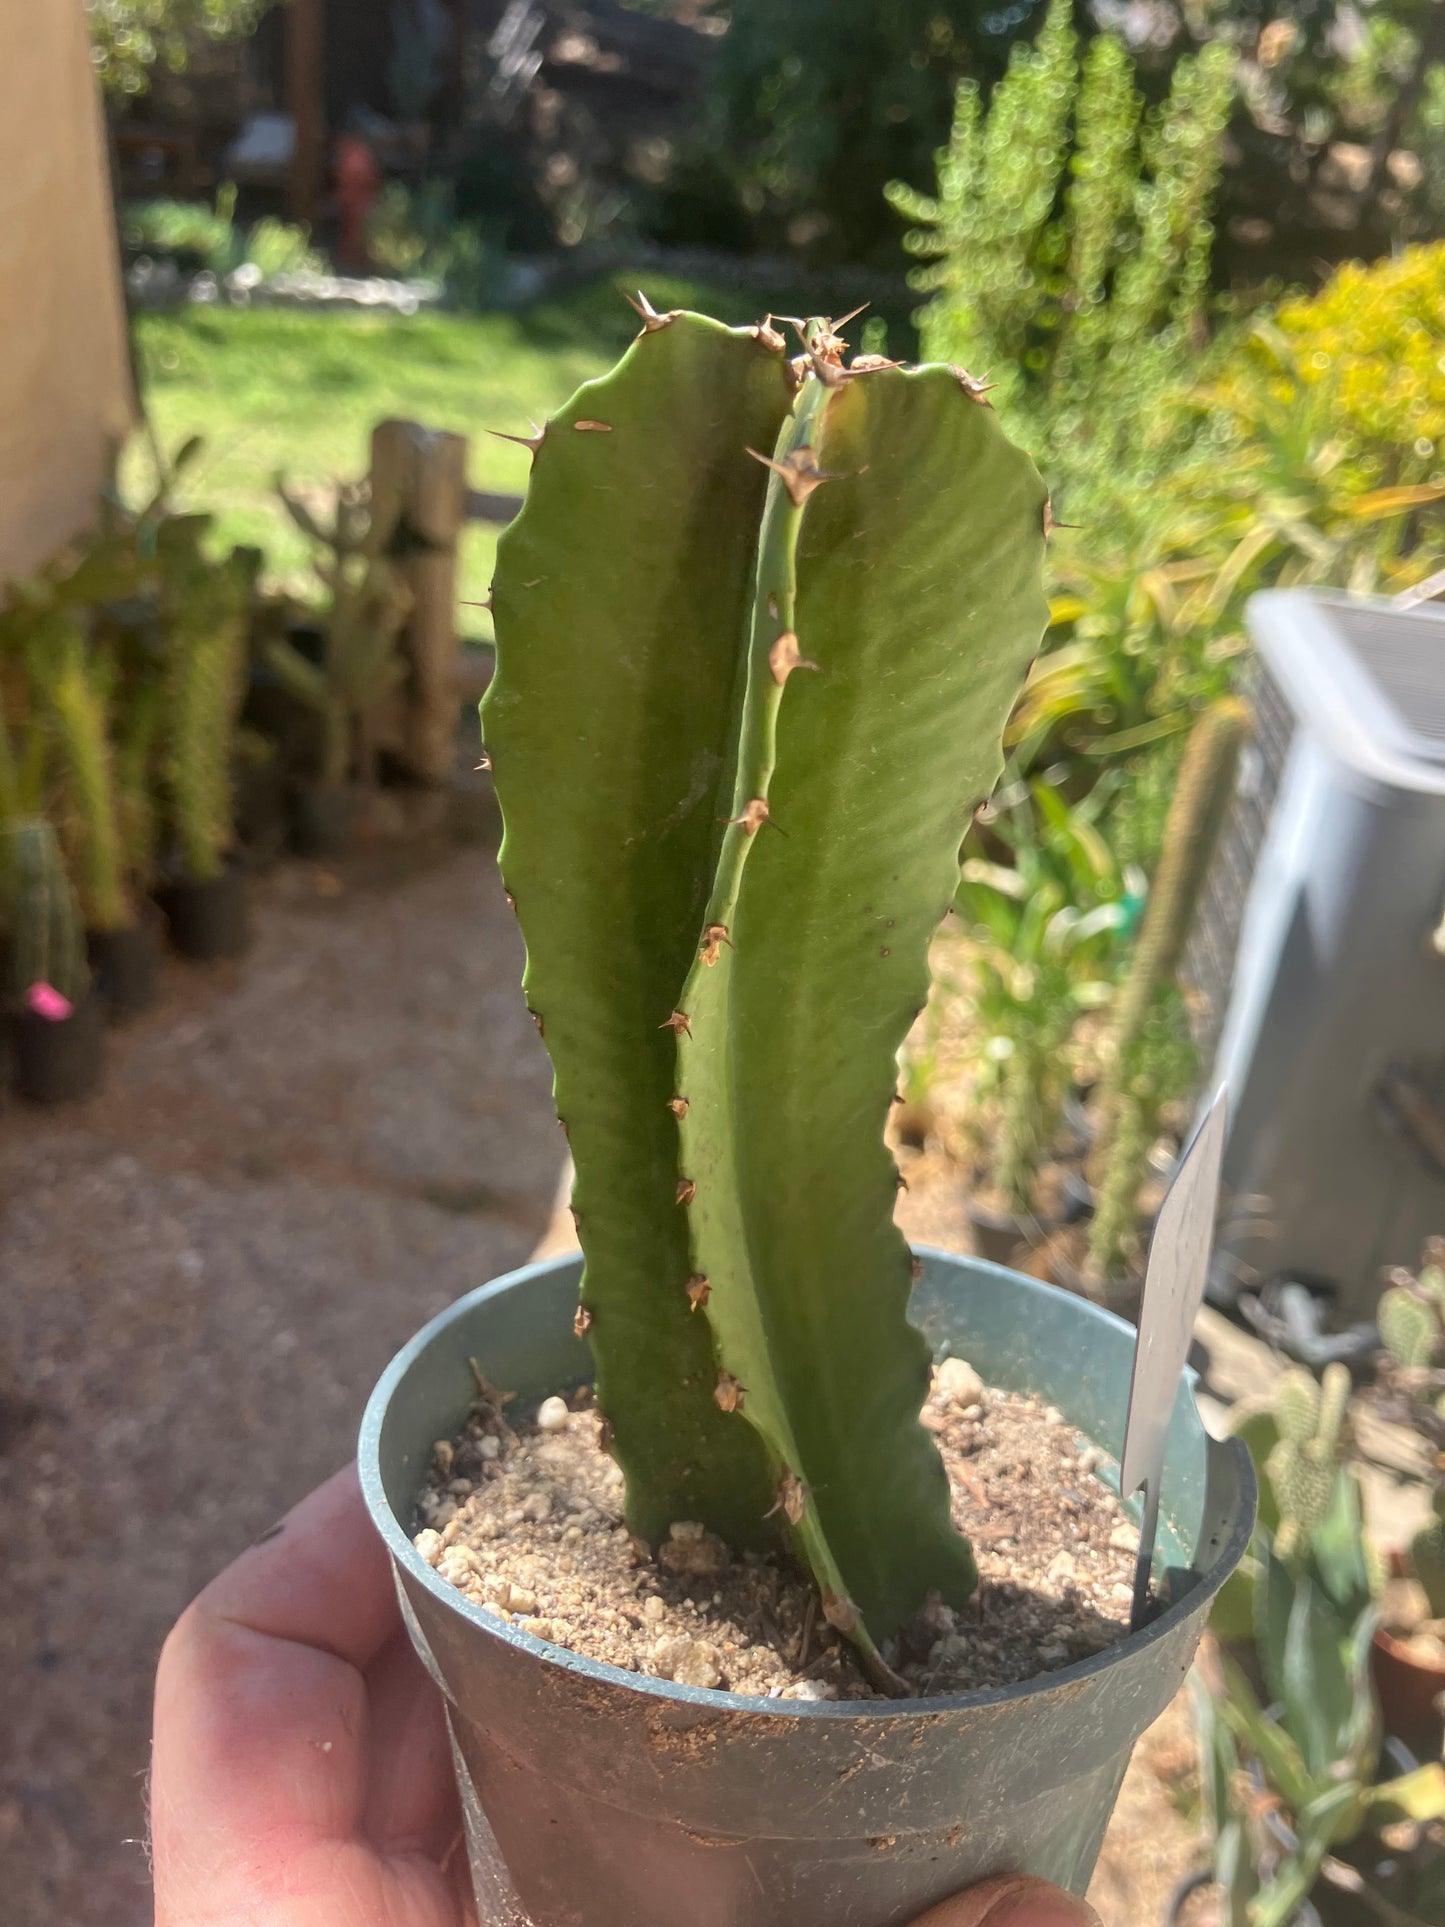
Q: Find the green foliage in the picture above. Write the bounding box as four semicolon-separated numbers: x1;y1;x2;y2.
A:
485;310;1047;1651
88;1;283;97
122;189;322;279
266;478;410;789
698;2;1018;263
1086;697;1247;1275
1;820;88;1006
1199;1346;1445;1926
157;521;255;880
888;1;1235;427
1377;1246;1445;1616
365;183;499;307
955;778;1131;1213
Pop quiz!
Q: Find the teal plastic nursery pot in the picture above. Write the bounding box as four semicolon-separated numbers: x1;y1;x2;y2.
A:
360;1248;1253;1927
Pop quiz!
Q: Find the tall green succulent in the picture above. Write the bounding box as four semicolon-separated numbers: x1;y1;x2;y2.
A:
1087;696;1247;1277
31;615;132;935
2;819;88;1005
1378;1251;1445;1616
158;521;255;882
484;306;1048;1654
265;479;411;790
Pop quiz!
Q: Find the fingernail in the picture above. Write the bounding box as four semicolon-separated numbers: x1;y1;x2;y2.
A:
976;1877;1101;1927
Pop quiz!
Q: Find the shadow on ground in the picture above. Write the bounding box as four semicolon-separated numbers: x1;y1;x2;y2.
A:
0;823;563;1927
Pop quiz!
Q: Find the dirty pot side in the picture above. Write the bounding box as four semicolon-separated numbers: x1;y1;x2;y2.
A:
360;1250;1254;1927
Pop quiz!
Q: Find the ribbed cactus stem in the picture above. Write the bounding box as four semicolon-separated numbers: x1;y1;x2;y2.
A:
5;819;87;1004
1412;1506;1445;1619
1086;1084;1148;1278
45;618;132;934
489;305;1048;1653
1267;1362;1349;1563
1088;696;1248;1195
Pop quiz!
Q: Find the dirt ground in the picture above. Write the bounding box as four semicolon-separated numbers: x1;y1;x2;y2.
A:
0;818;1205;1926
0;825;564;1926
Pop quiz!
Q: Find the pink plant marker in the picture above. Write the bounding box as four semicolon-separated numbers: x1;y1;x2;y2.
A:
25;982;73;1022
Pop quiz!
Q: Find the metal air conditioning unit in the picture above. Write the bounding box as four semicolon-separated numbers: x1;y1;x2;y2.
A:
1190;590;1445;1328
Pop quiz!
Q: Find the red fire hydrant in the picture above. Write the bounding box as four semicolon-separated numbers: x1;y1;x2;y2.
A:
334;135;380;270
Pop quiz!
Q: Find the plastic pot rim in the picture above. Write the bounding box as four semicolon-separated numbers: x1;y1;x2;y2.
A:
359;1244;1255;1724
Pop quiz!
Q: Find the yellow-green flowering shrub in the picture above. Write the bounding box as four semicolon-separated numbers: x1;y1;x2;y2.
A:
1271;243;1445;485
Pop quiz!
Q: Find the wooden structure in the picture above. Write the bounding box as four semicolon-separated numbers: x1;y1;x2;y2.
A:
0;2;135;584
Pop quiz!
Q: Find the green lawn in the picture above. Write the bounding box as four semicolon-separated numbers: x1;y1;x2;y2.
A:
128;268;919;634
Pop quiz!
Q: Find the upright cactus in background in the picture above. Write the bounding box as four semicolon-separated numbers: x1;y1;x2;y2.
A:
1378;1251;1445;1616
1266;1363;1352;1563
157;523;256;882
33;614;132;935
484;305;1048;1653
2;819;88;1005
1087;695;1248;1277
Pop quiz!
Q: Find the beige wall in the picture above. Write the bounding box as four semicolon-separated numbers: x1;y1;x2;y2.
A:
0;1;136;583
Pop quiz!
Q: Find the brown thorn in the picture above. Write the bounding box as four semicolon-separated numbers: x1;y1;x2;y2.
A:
476;750;492;771
675;1177;696;1206
686;1273;711;1311
829;301;869;332
597;1414;615;1452
624;289;677;333
745;445;839;508
821;1589;856;1636
660;1009;692;1037
568;1203;581;1230
461;594;493;610
895;1170;910;1193
763;1466;807;1525
849;353;901;374
729;796;771;834
699;922;732;966
573;1304;592;1337
487;425;544;453
911;1254;924;1282
503;889;516;910
949;365;996;406
750;318;787;354
807;350;853;389
528;1007;544;1037
768;630;819;685
667;1095;689;1117
714;1371;745;1413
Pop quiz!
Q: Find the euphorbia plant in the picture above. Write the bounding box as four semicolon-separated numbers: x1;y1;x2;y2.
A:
484;305;1048;1661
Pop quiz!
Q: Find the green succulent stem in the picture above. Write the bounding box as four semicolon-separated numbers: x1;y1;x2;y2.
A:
488;309;1047;1653
42;619;132;934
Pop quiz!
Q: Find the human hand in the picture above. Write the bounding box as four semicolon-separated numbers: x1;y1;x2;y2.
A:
152;1463;471;1927
151;1465;1097;1927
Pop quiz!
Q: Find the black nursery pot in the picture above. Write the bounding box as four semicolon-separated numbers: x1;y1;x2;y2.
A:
361;1250;1254;1927
288;780;361;861
156;859;249;962
88;911;161;1016
11;989;104;1102
965;1194;1052;1267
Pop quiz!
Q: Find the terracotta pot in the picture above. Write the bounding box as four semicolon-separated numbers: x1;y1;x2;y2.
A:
1372;1622;1445;1746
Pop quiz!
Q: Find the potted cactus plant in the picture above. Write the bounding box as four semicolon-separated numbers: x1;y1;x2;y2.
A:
359;306;1254;1927
264;477;411;858
152;521;258;960
1373;1252;1445;1738
1;818;103;1102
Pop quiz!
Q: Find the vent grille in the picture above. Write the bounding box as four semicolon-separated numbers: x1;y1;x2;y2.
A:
1326;599;1445;762
1184;662;1293;1062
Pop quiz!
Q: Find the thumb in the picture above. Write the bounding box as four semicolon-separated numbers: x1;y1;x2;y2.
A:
911;1874;1102;1927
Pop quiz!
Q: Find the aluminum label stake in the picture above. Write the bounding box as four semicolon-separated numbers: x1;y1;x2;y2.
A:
1119;1087;1228;1631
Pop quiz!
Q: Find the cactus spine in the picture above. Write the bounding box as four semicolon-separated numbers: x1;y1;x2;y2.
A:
486;307;1048;1650
1087;696;1248;1275
1266;1362;1351;1563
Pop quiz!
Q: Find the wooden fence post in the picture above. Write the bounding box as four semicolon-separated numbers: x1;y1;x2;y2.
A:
368;419;470;785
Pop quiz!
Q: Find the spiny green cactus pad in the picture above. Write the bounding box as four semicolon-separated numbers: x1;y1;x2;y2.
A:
486;309;1048;1646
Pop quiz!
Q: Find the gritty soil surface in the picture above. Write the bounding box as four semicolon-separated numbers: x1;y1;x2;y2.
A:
416;1364;1139;1700
0;816;563;1927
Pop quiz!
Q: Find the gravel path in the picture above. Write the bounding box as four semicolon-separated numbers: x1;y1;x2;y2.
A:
0;828;562;1927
